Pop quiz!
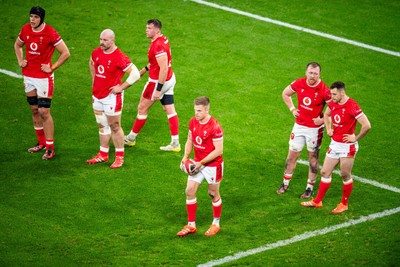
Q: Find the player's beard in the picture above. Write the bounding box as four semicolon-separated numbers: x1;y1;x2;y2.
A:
100;44;110;52
308;78;317;85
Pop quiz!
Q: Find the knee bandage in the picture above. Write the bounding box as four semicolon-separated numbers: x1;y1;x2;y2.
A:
95;114;111;135
161;94;174;105
38;98;52;108
27;96;38;106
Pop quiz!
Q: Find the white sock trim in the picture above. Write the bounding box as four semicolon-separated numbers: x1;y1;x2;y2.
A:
321;177;332;183
100;146;109;153
167;113;177;119
137;114;148;120
186;198;197;205
343;178;353;185
212;198;222;207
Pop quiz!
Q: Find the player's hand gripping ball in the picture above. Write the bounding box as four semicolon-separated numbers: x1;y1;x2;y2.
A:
180;159;197;175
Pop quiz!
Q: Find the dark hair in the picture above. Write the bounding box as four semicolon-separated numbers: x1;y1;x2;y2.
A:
30;6;45;26
330;81;346;91
147;19;162;30
194;96;210;107
306;62;321;72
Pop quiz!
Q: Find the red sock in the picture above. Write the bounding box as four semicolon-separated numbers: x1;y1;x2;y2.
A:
168;113;179;136
99;146;109;158
35;127;45;145
115;148;124;158
186;199;197;223
314;177;331;203
132;115;147;134
212;198;222;218
45;139;54;150
341;179;353;205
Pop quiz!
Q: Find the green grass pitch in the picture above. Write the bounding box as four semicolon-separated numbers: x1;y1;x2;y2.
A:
1;0;399;266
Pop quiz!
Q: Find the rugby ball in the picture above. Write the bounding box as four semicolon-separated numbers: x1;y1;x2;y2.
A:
180;159;196;175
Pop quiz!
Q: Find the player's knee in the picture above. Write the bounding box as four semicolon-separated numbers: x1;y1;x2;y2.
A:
38;107;51;118
99;126;111;135
109;122;121;133
285;152;299;166
95;114;111;135
185;186;196;198
137;105;148;115
340;171;351;180
30;106;40;115
95;113;108;128
208;191;220;201
27;96;38;106
137;100;151;114
38;98;52;108
321;169;331;178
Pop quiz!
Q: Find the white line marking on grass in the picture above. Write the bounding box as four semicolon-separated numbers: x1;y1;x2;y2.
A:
0;69;23;79
190;0;400;57
297;159;400;194
198;206;400;267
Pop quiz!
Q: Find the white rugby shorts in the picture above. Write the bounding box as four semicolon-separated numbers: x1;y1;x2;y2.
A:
326;139;359;159
289;123;323;152
142;73;176;101
24;75;54;98
92;92;124;116
188;162;224;185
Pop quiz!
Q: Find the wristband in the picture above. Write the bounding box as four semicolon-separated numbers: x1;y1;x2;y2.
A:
144;66;149;71
290;106;296;112
200;160;206;165
156;83;163;92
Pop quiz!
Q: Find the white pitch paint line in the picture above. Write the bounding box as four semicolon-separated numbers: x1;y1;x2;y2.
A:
190;0;400;57
0;69;23;79
197;158;400;267
198;207;400;267
297;159;400;194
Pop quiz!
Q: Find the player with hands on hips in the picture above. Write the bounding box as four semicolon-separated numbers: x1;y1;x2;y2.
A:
301;81;371;214
86;29;140;169
14;6;70;160
177;97;224;237
276;62;331;198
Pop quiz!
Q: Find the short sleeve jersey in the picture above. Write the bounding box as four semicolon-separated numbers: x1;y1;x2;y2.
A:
18;23;63;78
328;98;364;143
290;78;331;128
91;47;133;99
189;116;224;167
148;35;173;81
